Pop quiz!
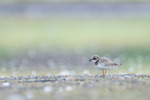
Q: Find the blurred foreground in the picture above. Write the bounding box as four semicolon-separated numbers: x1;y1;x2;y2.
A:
0;74;150;100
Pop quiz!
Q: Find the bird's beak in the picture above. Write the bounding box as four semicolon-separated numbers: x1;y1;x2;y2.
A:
89;59;92;61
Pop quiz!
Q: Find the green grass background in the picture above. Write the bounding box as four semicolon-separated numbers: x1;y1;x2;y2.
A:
1;18;150;50
0;18;150;75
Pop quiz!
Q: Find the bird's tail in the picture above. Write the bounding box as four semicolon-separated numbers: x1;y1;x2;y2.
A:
119;64;122;66
114;63;122;66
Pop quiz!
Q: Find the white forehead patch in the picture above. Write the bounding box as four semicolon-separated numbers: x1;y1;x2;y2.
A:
92;55;99;58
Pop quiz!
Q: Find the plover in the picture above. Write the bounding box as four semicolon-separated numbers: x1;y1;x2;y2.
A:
89;55;122;77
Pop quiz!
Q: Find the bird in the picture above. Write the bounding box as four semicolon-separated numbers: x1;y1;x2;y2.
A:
89;55;122;77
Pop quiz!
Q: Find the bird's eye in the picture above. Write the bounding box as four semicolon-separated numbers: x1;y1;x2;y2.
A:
93;58;96;60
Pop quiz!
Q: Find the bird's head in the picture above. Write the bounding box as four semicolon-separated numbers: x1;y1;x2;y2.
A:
89;55;100;62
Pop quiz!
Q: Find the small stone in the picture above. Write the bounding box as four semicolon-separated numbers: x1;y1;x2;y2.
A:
2;82;10;87
43;86;53;93
65;86;73;91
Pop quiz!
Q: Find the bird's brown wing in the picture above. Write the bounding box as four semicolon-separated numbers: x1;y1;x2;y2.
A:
100;57;118;66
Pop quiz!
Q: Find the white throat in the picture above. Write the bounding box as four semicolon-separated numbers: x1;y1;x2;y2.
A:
92;60;98;63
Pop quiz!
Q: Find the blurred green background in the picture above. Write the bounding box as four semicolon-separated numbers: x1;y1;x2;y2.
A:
0;0;150;76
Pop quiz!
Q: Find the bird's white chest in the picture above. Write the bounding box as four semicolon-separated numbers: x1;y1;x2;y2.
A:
95;63;110;70
96;63;104;68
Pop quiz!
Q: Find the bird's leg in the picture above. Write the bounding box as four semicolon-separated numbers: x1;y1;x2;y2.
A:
104;70;107;75
102;70;104;76
104;70;107;78
102;70;105;79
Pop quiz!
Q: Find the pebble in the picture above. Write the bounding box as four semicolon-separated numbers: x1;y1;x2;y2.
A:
65;86;73;91
2;82;10;87
43;86;53;93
